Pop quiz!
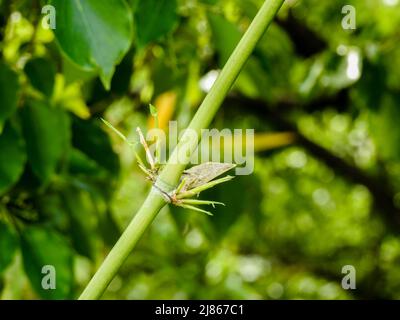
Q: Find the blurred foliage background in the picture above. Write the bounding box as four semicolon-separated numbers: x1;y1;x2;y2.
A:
1;0;400;300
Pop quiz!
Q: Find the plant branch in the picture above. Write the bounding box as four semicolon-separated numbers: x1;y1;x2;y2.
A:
79;0;285;300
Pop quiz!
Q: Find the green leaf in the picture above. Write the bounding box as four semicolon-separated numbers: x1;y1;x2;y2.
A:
21;101;70;183
0;222;18;274
21;226;74;299
24;57;56;98
0;63;19;133
0;123;26;195
135;0;178;47
51;0;133;89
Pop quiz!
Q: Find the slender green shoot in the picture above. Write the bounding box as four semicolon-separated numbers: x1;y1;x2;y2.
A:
100;118;137;147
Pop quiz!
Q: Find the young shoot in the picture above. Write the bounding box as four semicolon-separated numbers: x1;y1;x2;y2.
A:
101;116;236;215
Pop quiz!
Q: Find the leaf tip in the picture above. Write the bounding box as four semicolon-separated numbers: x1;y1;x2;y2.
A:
149;104;158;117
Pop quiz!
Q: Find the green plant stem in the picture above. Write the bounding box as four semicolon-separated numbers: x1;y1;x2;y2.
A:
79;189;165;299
79;0;285;300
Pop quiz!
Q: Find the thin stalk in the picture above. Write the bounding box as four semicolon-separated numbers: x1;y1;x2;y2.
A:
79;0;285;300
176;176;235;199
80;189;165;300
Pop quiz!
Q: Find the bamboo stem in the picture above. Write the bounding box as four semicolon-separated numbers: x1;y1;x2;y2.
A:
79;0;285;300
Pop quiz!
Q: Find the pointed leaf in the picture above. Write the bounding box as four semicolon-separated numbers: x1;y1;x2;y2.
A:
51;0;133;89
177;204;213;216
149;104;158;117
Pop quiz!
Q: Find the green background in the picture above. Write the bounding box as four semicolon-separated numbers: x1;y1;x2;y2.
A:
0;0;400;299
